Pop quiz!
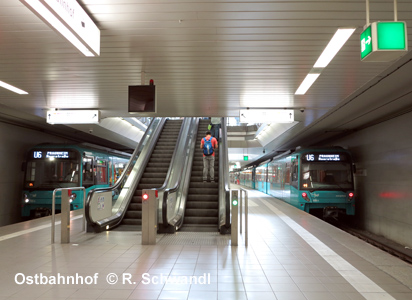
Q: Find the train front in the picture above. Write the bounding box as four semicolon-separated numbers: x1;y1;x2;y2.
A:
298;150;355;218
22;148;81;217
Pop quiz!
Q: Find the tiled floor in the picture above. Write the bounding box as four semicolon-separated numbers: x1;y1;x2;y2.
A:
0;186;411;299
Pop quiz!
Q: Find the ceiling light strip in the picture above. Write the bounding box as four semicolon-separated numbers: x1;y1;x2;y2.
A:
295;74;320;95
0;81;28;94
295;28;356;95
314;28;356;68
21;0;99;57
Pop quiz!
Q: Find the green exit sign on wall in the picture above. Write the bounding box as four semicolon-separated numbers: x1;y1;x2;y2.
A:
360;21;408;62
243;156;249;161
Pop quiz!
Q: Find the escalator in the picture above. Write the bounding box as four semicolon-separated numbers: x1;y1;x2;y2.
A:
180;120;219;232
118;119;183;230
87;117;229;234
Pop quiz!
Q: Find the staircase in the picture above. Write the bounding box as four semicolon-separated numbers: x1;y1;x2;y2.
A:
118;119;183;230
182;119;219;232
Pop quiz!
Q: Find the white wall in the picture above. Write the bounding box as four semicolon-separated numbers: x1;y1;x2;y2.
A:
0;122;73;226
334;111;412;248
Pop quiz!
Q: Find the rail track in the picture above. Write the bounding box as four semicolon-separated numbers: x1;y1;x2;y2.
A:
327;217;412;265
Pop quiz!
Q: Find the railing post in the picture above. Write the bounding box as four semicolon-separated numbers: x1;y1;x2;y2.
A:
51;189;57;244
239;188;249;247
239;189;243;234
61;189;71;244
142;189;158;245
231;190;239;246
244;190;248;247
51;187;86;244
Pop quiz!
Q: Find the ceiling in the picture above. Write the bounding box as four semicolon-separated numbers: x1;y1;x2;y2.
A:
1;1;412;155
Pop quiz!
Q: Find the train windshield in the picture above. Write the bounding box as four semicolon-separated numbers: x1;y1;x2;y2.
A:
25;152;80;189
300;161;353;190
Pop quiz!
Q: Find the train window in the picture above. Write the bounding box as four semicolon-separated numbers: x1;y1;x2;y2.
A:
24;153;80;189
300;159;353;190
83;157;94;185
96;160;108;185
291;160;299;188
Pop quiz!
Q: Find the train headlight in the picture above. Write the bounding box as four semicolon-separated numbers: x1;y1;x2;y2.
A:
23;194;30;203
69;193;77;203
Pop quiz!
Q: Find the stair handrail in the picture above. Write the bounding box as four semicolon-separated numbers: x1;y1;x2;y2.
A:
219;117;231;233
159;117;199;231
85;117;166;232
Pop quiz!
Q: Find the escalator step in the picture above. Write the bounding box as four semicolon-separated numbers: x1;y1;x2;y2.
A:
142;172;168;178
125;211;141;219
145;167;169;173
131;195;142;202
188;188;218;195
184;216;218;225
186;201;218;209
122;219;142;225
185;209;219;217
138;183;163;189
128;203;141;210
140;178;166;184
189;181;218;188
187;194;219;202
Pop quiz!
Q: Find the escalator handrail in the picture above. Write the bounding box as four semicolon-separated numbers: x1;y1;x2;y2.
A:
161;118;199;228
153;118;187;196
219;117;231;230
85;117;166;231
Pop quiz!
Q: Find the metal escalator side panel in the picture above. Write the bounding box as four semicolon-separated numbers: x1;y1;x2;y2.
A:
219;117;231;233
85;117;166;232
120;119;184;228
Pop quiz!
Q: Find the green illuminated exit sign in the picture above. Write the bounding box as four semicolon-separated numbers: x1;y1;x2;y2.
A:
360;21;408;62
243;156;248;161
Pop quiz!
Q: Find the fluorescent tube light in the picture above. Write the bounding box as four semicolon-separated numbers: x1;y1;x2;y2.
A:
314;28;356;68
0;81;28;94
295;74;320;95
21;0;100;57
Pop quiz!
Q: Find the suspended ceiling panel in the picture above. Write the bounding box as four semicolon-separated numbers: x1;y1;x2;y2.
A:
0;1;411;151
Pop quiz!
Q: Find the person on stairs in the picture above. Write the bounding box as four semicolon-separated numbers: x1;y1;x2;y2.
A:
200;131;218;183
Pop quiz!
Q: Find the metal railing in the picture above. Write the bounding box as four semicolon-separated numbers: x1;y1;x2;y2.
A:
239;188;249;246
51;187;86;244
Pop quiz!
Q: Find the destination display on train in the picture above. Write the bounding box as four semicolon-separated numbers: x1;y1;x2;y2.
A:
32;151;75;159
303;153;347;162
